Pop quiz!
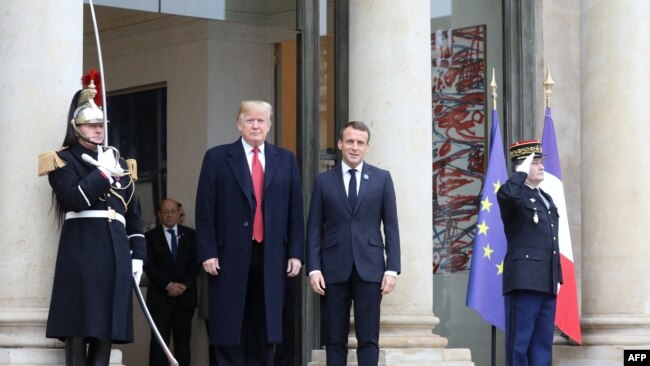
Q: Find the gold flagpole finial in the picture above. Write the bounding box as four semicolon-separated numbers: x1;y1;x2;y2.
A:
544;65;554;109
490;68;497;110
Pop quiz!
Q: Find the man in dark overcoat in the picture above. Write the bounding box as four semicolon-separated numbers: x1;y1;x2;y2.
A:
497;139;563;366
195;100;304;365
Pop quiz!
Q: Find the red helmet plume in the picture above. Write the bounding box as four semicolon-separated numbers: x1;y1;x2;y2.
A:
81;68;103;107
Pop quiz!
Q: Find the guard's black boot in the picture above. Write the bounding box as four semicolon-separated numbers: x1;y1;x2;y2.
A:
87;337;111;366
65;337;87;366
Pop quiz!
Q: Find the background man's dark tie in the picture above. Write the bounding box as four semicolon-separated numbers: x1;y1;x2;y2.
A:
167;228;178;261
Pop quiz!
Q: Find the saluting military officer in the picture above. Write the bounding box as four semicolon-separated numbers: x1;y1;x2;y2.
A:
497;139;562;366
39;70;146;366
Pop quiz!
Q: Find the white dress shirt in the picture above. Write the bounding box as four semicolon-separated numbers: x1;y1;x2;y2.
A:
241;139;266;172
341;161;362;197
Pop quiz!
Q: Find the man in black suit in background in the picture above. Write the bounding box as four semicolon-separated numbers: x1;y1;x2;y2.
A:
144;198;198;366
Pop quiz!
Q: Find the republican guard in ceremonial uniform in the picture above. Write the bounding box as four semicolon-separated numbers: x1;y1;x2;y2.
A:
38;70;146;366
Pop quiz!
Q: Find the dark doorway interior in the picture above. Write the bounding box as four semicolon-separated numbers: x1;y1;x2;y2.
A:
107;85;167;230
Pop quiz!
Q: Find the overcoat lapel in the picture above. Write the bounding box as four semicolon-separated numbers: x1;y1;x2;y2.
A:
227;139;254;209
263;143;280;193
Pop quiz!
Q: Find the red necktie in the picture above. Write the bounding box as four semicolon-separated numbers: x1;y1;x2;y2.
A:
252;146;264;242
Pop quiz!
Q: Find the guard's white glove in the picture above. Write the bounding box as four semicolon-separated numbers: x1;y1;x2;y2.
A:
132;259;144;286
82;146;126;177
516;152;535;175
97;166;115;184
82;150;114;184
98;147;126;177
81;145;103;168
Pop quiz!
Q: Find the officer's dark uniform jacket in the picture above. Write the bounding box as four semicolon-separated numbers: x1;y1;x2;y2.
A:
497;171;563;295
45;143;146;343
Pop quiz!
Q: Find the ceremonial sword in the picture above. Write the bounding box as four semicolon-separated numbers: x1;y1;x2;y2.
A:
132;276;179;366
87;1;178;364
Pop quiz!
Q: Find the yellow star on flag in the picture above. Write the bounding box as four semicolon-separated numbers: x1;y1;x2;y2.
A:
481;197;493;212
477;220;489;236
496;260;504;275
492;179;501;194
482;244;494;259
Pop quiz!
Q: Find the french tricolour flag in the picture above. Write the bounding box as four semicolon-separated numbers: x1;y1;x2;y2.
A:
539;107;582;344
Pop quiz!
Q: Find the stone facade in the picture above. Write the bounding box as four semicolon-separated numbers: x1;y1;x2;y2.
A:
0;0;648;365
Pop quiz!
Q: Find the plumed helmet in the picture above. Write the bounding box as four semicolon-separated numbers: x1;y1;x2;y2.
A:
71;69;107;125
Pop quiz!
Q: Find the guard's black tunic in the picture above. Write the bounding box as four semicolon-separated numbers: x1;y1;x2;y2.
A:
45;143;146;343
497;171;562;295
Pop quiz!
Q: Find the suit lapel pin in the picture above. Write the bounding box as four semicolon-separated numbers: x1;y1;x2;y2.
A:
529;197;536;203
363;174;369;180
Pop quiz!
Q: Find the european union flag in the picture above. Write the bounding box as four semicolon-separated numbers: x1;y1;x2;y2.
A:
466;108;507;330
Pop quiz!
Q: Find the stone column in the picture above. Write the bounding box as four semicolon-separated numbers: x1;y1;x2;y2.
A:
309;1;473;365
0;1;122;365
570;0;650;362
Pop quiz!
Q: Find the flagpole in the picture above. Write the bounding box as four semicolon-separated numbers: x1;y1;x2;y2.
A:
467;65;509;362
544;65;554;108
542;66;558;344
491;325;496;366
491;68;498;111
489;68;497;366
540;65;583;344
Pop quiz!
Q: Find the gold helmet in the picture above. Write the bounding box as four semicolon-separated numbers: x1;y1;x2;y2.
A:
71;69;107;125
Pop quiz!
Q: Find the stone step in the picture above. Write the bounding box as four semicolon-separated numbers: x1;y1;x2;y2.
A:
308;348;474;366
306;361;474;366
552;345;629;366
0;348;123;366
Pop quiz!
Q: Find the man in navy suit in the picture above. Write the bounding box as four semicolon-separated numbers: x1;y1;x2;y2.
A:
144;198;198;366
196;101;304;366
306;121;401;366
497;140;562;366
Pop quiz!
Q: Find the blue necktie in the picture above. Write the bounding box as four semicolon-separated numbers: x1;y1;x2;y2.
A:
167;229;178;261
348;169;357;209
534;188;550;208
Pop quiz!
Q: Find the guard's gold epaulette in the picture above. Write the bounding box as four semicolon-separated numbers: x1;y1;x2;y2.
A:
126;158;138;182
38;147;68;177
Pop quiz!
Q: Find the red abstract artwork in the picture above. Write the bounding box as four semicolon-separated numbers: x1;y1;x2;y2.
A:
432;25;487;274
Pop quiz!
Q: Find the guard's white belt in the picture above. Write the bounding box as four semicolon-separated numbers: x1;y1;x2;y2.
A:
65;210;126;226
